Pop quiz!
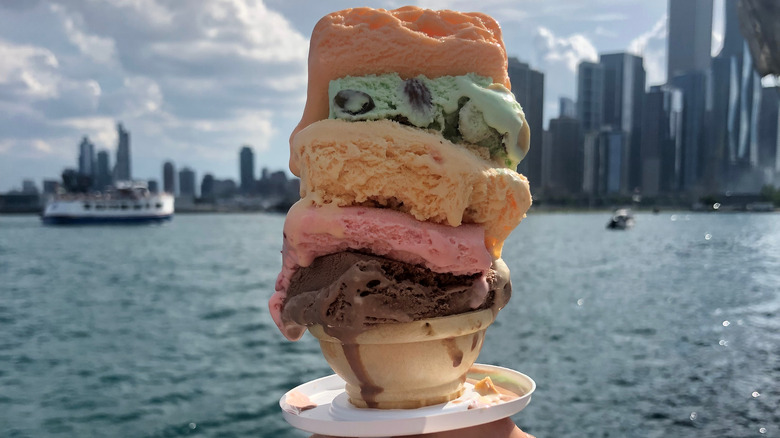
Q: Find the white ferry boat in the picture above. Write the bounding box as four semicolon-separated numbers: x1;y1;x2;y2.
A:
42;182;174;225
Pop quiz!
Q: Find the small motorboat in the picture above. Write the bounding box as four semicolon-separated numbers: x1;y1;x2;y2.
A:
606;208;635;230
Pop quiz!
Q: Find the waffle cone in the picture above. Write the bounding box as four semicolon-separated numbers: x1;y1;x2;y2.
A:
308;308;496;409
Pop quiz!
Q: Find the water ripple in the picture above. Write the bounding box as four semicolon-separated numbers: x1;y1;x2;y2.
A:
0;213;777;437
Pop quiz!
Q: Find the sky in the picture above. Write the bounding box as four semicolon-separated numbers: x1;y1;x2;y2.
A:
0;0;727;192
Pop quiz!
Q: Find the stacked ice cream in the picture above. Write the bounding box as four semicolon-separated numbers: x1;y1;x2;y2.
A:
269;7;532;409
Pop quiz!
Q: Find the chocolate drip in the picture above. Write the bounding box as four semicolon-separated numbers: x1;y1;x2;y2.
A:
442;337;463;367
342;343;384;408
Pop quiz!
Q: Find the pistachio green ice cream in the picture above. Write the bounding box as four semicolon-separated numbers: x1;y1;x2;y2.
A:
328;73;527;169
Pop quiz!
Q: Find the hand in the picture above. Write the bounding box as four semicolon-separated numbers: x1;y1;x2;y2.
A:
311;417;534;438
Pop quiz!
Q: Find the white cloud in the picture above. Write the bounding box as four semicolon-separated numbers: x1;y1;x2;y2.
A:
0;39;60;100
100;76;163;117
628;15;667;86
594;26;618;38
533;26;597;118
50;4;118;66
535;27;598;73
31;139;53;154
578;13;628;22
0;137;69;159
0;38;102;117
56;116;118;151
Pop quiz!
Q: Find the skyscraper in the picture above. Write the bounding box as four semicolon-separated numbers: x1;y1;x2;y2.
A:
163;161;176;195
114;123;131;182
585;130;627;196
95;150;112;190
600;52;646;193
559;97;576;119
669;71;708;192
577;61;604;131
179;167;196;198
240;145;255;194
709;0;763;192
201;173;215;199
667;0;713;79
78;136;95;179
508;57;544;192
546;115;584;195
641;85;684;196
758;86;780;182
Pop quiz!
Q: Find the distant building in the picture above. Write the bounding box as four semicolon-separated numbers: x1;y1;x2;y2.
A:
709;0;763;193
201;173;215;199
178;167;196;198
0;193;41;213
212;178;237;198
95;150;112;191
600;52;646;193
43;179;59;195
240;146;255;194
147;180;159;194
641;85;684;196
163;161;176;195
667;0;713;79
508;57;544;193
758;86;780;184
546;116;584;195
584;129;628;196
577;61;605;132
582;132;600;196
602;130;626;194
21;179;38;194
114;123;131;182
559;97;577;119
78;137;95;181
669;71;708;193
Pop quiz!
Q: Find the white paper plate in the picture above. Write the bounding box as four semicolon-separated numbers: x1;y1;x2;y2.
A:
279;364;535;437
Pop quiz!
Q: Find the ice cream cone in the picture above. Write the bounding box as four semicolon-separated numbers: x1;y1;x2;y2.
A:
308;308;496;409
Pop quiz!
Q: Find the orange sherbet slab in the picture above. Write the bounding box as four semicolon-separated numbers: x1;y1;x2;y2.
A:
290;6;511;175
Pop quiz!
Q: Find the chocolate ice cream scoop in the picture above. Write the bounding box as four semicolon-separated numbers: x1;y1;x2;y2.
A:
281;251;511;342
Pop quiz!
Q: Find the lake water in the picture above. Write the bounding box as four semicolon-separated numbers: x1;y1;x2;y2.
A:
0;211;778;437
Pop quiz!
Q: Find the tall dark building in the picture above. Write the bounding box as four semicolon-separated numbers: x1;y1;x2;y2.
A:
240;146;255;194
641;85;684;196
163;161;176;195
43;179;60;195
178;167;196;198
201;174;215;199
720;0;744;57
758;86;780;182
600;52;646;193
95;150;112;190
147;180;159;193
78;136;95;180
559;97;576;119
669;71;708;192
546;115;584;195
577;61;605;132
508;57;544;193
709;0;763;192
114;123;131;182
584;129;626;196
667;0;713;79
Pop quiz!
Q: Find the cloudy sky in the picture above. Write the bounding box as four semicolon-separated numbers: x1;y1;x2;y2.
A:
0;0;726;192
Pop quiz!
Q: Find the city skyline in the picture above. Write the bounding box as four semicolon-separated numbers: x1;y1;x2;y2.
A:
1;0;740;192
